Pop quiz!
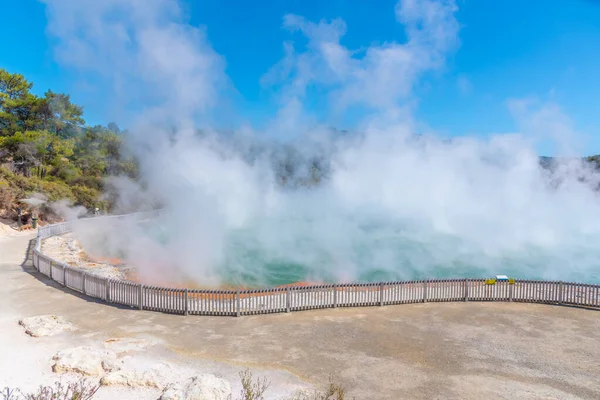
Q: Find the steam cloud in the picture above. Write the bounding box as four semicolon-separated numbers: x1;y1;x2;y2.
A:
41;0;600;286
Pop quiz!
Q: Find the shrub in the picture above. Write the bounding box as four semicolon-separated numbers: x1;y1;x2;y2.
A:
288;376;351;400
39;180;75;203
234;370;351;400
238;369;271;400
1;378;99;400
71;185;104;210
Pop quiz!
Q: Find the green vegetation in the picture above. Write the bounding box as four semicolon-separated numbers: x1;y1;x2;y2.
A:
0;68;137;221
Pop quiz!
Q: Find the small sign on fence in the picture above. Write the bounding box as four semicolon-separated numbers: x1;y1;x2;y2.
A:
486;277;515;285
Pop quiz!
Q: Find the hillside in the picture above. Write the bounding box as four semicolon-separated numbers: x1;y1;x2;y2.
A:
0;68;137;224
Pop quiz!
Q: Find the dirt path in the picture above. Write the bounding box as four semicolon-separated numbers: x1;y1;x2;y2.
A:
1;226;600;399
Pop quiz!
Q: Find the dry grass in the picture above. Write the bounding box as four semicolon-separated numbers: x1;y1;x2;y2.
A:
290;379;350;400
2;373;350;400
233;370;351;400
1;379;99;400
236;369;271;400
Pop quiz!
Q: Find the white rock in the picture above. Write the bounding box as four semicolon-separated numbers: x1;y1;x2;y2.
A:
19;315;76;337
160;375;232;400
101;358;122;373
100;364;174;389
52;346;119;376
67;239;81;252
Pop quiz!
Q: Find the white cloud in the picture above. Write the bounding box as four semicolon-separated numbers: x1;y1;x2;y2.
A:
41;0;228;129
263;0;460;118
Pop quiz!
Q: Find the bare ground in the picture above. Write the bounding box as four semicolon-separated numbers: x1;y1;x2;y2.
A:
1;226;600;399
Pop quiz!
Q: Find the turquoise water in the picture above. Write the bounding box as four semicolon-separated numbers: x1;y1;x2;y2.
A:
135;218;600;287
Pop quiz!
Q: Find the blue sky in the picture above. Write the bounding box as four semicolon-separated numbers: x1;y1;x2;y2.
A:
1;0;600;155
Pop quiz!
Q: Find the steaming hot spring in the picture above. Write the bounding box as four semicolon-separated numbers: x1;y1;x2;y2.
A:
64;134;600;289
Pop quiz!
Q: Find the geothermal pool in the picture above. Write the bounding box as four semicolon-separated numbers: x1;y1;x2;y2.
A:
76;209;600;289
74;136;600;289
163;221;600;287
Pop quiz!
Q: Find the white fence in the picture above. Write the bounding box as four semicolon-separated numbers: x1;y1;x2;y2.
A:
31;216;600;317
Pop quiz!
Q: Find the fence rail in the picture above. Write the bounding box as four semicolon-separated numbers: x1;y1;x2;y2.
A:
31;217;600;317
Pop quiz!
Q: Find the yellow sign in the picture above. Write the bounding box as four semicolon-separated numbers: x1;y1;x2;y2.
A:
485;279;496;285
508;278;515;285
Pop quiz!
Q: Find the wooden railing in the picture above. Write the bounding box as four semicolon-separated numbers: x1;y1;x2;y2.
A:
32;217;600;317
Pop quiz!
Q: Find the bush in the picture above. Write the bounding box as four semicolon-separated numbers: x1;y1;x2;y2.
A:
39;180;75;203
234;370;351;400
1;378;99;400
71;185;104;210
2;372;350;400
0;180;16;218
290;379;349;400
238;369;270;400
68;175;103;191
0;166;80;210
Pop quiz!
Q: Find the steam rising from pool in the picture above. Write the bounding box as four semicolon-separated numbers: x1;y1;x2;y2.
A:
73;131;600;287
42;0;600;287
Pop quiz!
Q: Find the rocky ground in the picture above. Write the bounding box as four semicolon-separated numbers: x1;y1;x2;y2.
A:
1;228;313;399
10;314;312;400
15;315;261;399
41;233;131;280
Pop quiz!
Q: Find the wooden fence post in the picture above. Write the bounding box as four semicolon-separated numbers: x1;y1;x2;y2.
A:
49;261;53;280
286;287;290;313
379;283;384;306
106;279;111;303
236;290;241;317
82;272;87;295
558;281;563;305
62;265;66;286
509;282;513;302
138;284;143;310
333;284;338;308
464;279;468;302
184;289;189;316
423;281;428;303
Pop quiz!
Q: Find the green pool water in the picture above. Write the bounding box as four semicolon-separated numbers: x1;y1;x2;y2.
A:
131;217;600;288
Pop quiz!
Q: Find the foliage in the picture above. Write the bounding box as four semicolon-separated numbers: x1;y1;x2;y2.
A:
0;68;137;218
290;378;350;400
233;370;351;400
2;372;350;400
1;379;99;400
237;369;271;400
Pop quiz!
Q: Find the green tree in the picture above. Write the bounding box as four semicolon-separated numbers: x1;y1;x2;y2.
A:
41;90;85;139
0;69;46;135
